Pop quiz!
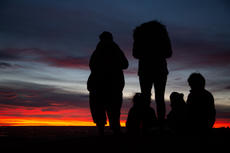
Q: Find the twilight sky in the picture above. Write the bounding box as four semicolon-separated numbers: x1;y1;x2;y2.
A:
0;0;230;127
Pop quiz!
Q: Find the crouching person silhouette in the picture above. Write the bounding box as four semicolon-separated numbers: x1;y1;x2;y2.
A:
132;21;172;122
186;73;216;131
87;31;129;136
167;92;187;133
126;93;157;136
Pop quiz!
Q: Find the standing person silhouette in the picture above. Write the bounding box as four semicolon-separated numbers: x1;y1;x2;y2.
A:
132;21;172;122
87;31;128;135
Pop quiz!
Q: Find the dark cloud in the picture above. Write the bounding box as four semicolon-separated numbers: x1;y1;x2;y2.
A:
0;48;45;61
168;36;230;71
0;0;130;56
225;86;230;90
2;37;229;72
0;90;17;99
168;24;230;64
0;48;89;69
0;51;19;60
41;108;59;112
0;62;22;69
0;62;12;69
0;81;89;108
216;112;230;119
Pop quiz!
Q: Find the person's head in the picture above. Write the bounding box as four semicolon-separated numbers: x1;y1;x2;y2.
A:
188;73;206;90
133;20;166;40
170;92;185;109
99;31;113;42
133;93;150;107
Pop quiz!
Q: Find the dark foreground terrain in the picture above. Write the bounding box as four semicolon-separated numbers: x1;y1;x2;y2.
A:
0;126;229;153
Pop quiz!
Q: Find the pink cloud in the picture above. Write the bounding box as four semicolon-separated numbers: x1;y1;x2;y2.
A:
39;56;89;69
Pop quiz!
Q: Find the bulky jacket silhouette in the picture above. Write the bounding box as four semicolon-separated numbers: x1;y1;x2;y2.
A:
87;31;128;135
186;73;216;130
126;93;157;135
133;20;172;121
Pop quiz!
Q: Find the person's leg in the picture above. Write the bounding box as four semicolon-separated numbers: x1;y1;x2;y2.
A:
139;75;153;102
97;120;105;136
89;92;97;122
107;92;122;135
90;92;106;136
153;75;167;121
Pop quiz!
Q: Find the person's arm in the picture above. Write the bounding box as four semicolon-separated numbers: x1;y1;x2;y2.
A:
120;50;129;69
208;94;216;128
89;51;96;70
115;43;129;69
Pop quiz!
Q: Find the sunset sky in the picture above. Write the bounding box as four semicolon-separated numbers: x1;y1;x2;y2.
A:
0;0;230;127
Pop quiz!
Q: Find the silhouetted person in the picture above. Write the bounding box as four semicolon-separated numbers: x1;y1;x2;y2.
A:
133;20;172;122
186;73;216;130
87;31;128;135
126;93;157;135
167;92;187;133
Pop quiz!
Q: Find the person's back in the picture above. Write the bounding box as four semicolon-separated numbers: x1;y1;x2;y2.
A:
186;73;216;130
88;32;128;93
187;88;215;129
133;20;172;76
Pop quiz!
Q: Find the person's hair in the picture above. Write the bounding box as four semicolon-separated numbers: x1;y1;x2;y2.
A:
188;73;206;89
170;92;184;108
170;92;184;101
133;93;150;106
133;20;166;39
99;31;113;41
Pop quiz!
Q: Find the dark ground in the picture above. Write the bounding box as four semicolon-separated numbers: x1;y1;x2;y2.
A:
0;126;229;153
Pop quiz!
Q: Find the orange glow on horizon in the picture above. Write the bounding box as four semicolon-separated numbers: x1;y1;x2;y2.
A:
213;120;230;128
0;118;95;126
0;117;127;127
0;117;229;128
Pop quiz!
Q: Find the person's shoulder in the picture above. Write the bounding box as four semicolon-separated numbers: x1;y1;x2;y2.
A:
203;89;214;97
203;89;214;103
186;92;194;104
112;41;121;49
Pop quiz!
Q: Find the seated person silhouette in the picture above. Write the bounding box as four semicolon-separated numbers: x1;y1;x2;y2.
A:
167;92;187;133
186;73;216;130
87;31;129;135
126;93;157;135
132;20;172;122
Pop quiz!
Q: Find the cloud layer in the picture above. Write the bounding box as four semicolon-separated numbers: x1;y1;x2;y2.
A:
0;0;230;127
